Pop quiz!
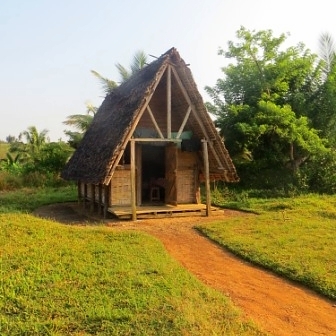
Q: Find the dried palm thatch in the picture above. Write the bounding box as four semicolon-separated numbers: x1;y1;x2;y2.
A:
61;48;239;185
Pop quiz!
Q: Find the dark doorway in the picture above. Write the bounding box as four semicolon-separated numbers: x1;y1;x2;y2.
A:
141;144;165;203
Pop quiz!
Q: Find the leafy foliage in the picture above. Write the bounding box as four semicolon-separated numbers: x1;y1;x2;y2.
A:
206;27;335;193
0;127;73;190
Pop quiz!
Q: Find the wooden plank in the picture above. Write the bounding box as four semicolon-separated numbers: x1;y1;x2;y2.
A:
108;204;211;216
133;138;182;142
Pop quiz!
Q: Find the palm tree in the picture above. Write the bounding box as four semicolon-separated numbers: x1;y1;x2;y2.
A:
18;126;49;155
318;32;336;77
90;71;118;96
63;103;97;148
115;50;148;83
91;50;148;95
64;50;148;148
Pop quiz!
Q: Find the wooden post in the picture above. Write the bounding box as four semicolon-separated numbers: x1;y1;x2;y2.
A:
90;184;95;213
202;139;212;216
83;183;87;209
98;184;102;216
103;184;109;219
77;181;81;204
167;65;171;138
130;139;137;221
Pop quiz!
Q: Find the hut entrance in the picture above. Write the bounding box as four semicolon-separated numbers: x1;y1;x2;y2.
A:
141;144;166;204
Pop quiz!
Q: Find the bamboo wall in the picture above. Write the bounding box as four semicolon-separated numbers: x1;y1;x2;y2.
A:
78;146;201;208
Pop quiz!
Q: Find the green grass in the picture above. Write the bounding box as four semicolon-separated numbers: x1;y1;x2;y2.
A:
0;185;77;213
197;193;336;300
0;187;264;335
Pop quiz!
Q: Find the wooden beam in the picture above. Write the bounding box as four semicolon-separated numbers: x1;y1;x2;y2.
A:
104;63;169;185
170;66;224;169
133;138;182;142
176;106;191;138
202;140;212;216
130;139;137;221
147;105;164;138
167;65;171;138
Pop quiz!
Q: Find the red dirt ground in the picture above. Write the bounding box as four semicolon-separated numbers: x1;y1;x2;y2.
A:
34;203;336;336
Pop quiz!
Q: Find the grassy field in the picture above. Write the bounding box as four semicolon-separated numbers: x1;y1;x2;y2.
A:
197;193;336;300
0;187;264;336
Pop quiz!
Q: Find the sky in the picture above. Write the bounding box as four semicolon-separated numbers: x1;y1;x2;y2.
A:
1;0;335;142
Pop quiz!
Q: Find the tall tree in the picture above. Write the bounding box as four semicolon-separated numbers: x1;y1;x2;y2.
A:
90;50;148;95
309;32;336;144
64;50;148;147
63;103;97;149
206;27;326;174
16;126;49;156
115;50;148;83
318;32;336;76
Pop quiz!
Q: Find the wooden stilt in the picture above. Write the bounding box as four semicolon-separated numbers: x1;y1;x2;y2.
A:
130;139;137;221
202;139;212;216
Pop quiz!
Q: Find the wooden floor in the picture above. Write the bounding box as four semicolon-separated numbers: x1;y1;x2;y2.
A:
108;203;219;220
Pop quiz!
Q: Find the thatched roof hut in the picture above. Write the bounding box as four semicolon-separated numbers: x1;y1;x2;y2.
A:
62;48;238;220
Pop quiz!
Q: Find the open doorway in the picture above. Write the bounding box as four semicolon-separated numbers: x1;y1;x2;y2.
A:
141;144;165;204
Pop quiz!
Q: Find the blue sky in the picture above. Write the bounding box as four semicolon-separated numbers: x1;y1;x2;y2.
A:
1;0;335;141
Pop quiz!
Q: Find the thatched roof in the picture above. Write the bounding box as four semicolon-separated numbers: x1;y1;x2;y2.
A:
61;48;239;185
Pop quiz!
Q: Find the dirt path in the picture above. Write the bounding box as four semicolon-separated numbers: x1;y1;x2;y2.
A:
34;204;336;336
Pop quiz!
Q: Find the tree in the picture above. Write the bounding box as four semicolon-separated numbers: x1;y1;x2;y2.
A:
5;135;16;143
308;32;336;145
64;50;148;147
10;126;50;160
206;27;327;189
318;32;336;76
91;50;148;95
63;103;97;149
115;50;148;83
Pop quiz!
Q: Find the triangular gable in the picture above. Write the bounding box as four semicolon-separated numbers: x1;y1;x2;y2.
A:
61;48;239;185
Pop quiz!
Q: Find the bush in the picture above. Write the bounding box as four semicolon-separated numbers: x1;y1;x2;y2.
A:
0;171;23;190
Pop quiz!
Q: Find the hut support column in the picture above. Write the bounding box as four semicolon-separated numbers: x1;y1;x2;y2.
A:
103;185;109;219
83;184;88;209
77;181;81;204
130;139;137;221
202;139;212;216
90;184;95;213
98;184;102;216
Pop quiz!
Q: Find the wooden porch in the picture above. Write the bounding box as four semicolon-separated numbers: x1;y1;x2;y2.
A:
108;203;221;220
